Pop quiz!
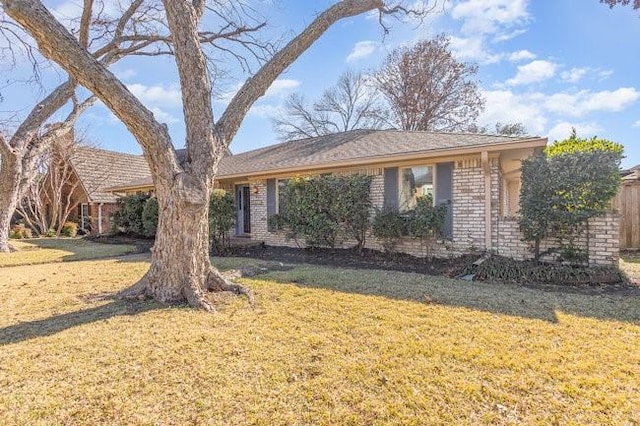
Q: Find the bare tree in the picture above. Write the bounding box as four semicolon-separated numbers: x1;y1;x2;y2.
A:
273;71;390;141
15;131;104;236
2;0;426;310
601;0;640;9
0;0;271;252
470;122;528;136
375;34;484;132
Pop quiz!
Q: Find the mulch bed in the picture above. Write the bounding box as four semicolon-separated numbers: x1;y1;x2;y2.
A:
224;244;478;278
85;235;154;253
88;235;640;296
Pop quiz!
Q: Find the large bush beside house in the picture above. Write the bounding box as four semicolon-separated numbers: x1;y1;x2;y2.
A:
142;197;159;237
113;194;150;236
209;189;236;252
113;192;235;246
371;208;408;254
269;175;373;249
407;195;447;258
519;131;624;262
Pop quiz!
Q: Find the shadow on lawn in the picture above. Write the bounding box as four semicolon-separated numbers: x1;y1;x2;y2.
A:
255;265;640;324
6;238;137;264
0;298;161;346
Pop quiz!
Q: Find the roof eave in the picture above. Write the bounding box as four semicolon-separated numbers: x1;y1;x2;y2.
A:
217;137;547;180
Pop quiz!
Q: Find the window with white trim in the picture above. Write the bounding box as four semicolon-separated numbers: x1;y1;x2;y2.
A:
399;165;434;212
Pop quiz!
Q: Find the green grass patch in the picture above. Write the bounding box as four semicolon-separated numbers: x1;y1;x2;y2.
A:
0;238;136;267
0;256;638;425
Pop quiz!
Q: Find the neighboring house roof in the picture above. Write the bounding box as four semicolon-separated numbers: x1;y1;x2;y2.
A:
217;129;546;178
621;164;640;181
71;147;151;203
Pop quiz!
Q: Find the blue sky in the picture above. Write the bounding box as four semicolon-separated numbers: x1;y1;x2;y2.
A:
1;1;639;168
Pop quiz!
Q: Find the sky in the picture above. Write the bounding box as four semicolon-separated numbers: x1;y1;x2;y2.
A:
1;0;639;168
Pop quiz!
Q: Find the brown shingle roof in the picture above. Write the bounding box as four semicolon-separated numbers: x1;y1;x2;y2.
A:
103;130;546;192
217;129;545;177
71;147;151;203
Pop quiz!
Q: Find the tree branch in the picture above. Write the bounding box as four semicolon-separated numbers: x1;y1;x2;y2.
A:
216;0;390;142
2;0;180;185
162;0;217;180
8;79;75;152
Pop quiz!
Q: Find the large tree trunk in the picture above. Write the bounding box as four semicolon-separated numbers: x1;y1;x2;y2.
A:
3;0;409;309
120;174;253;311
0;153;21;253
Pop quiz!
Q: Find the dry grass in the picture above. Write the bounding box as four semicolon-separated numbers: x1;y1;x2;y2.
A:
620;252;640;284
0;238;135;267
0;254;638;425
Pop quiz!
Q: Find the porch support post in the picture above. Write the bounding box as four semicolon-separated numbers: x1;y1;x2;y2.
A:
98;203;103;235
482;151;492;252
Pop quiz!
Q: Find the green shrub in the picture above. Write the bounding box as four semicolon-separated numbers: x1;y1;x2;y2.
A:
519;131;623;262
407;195;447;258
61;221;78;237
113;194;150;236
372;208;408;254
469;256;625;286
142;197;159;237
9;224;31;239
209;189;236;252
44;228;57;238
273;175;373;249
335;174;373;252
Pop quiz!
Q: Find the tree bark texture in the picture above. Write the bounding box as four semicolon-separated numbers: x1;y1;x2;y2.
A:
0;151;21;252
2;0;401;309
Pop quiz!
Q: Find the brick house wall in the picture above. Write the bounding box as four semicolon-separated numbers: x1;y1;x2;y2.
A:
238;156;620;266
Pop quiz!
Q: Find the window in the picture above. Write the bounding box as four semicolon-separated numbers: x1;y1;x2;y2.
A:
80;203;90;231
399;165;434;212
276;179;289;214
503;177;521;217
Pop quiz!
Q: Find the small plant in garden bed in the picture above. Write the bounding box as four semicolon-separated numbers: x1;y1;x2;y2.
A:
467;256;627;286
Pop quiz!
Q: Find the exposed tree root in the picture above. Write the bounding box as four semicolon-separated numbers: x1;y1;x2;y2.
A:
0;242;16;253
118;269;254;311
183;282;216;312
118;276;149;300
206;268;256;308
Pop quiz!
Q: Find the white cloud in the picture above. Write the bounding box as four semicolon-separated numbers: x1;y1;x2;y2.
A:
544;88;640;117
346;41;378;62
248;103;285;119
114;68;137;80
449;36;503;64
508;49;536;62
150;107;179;124
561;67;588;84
507;60;558;86
265;79;301;97
127;83;182;108
478;89;547;135
547;121;602;142
492;28;528;42
479;86;639;140
451;0;530;36
598;69;614;80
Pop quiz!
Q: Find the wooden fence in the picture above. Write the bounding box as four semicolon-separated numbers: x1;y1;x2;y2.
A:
613;181;640;250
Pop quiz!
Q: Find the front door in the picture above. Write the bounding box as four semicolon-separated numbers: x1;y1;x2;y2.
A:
236;185;251;235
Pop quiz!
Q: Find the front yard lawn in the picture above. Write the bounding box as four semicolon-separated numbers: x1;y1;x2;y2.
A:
0;254;638;425
0;238;136;267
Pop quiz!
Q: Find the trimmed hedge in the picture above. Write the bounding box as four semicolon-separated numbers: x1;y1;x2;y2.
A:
269;174;373;250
